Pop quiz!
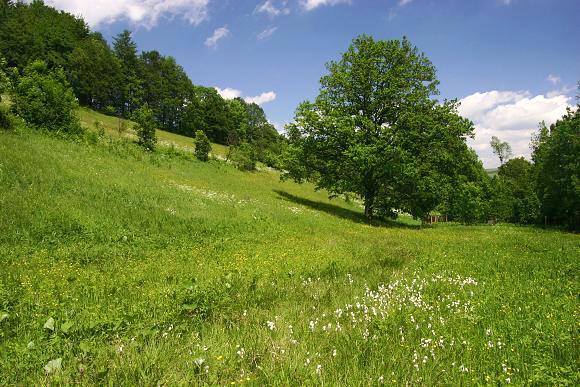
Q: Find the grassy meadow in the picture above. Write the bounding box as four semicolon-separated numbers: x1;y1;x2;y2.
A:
0;125;578;385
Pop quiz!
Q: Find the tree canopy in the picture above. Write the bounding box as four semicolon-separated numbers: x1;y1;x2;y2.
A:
532;108;579;229
283;35;482;221
12;60;81;134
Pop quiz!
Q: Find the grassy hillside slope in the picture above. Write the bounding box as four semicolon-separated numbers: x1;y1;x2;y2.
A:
78;107;230;158
0;128;578;385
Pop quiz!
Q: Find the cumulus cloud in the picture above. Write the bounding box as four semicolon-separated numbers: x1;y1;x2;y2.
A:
255;0;290;17
214;87;242;99
300;0;351;11
245;91;277;105
458;90;572;167
215;87;277;106
257;27;278;40
29;0;209;28
205;25;230;48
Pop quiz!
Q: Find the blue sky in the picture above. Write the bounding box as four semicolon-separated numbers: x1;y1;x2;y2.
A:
41;0;579;167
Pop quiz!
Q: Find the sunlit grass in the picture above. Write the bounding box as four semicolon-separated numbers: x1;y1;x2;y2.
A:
78;107;229;158
0;127;578;385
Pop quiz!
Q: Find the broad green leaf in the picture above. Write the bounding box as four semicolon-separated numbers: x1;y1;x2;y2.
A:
79;341;91;353
43;358;62;374
61;320;73;334
43;317;55;331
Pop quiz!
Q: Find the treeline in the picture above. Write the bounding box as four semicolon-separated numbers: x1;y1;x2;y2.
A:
488;109;579;229
0;0;283;163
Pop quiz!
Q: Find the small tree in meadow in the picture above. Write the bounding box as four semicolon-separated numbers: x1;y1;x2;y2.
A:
13;60;82;134
194;130;211;161
133;103;156;151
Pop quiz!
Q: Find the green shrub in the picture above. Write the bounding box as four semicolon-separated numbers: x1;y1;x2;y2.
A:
193;130;211;161
12;60;82;134
132;103;157;151
262;149;282;169
0;105;13;130
228;142;257;171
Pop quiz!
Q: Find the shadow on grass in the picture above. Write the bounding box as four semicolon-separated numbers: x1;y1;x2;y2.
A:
274;190;421;230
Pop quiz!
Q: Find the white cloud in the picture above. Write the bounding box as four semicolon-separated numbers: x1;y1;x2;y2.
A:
458;90;572;167
300;0;350;11
205;25;230;48
214;87;242;99
215;87;277;106
399;0;413;6
257;26;278;40
546;74;561;85
245;91;277;105
30;0;209;28
255;0;290;17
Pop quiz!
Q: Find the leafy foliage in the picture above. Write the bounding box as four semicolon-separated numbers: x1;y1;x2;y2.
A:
0;56;11;100
490;157;539;224
133;103;157;151
194;130;211;161
283;35;483;221
0;56;14;130
12;60;82;134
67;32;121;110
490;136;512;165
0;0;89;70
532;108;579;229
228;142;257;171
113;30;143;117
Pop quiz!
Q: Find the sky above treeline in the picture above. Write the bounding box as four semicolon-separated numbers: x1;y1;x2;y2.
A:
34;0;579;167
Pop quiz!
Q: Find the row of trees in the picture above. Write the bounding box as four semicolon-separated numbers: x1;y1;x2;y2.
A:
0;0;284;162
489;110;579;229
282;35;578;229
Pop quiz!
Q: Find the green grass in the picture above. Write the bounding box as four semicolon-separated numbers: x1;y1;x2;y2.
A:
0;127;578;385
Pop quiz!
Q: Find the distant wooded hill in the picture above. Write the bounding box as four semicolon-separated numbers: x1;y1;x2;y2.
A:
0;0;284;163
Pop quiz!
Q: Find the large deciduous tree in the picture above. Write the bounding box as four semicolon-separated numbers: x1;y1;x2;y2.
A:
283;35;478;221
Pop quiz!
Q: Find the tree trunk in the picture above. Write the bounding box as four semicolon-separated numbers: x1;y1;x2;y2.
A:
364;197;374;222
